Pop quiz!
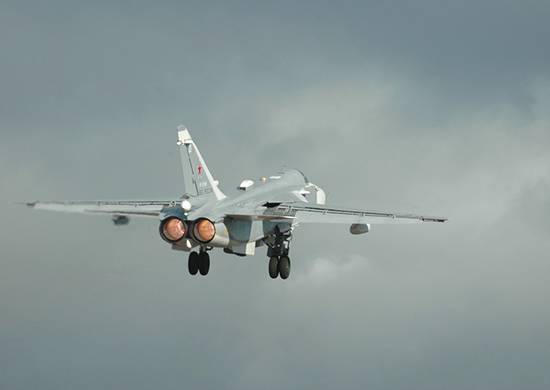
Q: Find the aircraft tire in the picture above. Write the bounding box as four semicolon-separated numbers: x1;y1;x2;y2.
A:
188;251;199;275
278;256;291;280
198;252;210;276
268;256;279;279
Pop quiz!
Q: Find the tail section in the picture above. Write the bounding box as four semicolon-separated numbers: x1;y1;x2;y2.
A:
177;125;226;200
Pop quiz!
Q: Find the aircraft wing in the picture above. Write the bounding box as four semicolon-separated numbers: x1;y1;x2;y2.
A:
25;200;175;218
289;204;447;224
226;203;447;224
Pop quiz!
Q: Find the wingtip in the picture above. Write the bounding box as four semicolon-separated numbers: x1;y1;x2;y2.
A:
14;201;36;208
422;216;448;223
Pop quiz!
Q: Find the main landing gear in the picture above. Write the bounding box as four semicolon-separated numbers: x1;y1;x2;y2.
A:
269;256;291;279
188;249;210;276
266;227;292;280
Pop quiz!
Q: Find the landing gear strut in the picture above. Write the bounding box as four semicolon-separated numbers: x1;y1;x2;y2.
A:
188;249;210;276
266;227;292;280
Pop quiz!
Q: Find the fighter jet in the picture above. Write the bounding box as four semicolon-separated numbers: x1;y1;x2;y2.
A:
26;126;447;279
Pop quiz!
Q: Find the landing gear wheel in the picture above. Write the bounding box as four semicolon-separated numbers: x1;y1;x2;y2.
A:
198;252;210;276
278;256;291;280
188;251;199;275
268;256;279;279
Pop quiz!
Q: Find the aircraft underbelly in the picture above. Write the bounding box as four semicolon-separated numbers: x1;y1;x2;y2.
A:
219;219;292;256
226;219;290;242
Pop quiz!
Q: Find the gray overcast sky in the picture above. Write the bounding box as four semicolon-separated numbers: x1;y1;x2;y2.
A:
1;1;550;389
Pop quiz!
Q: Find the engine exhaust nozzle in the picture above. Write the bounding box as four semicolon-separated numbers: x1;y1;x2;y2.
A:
159;217;187;243
192;218;216;243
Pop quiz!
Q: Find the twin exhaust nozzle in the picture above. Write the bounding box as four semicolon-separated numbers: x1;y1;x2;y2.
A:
160;217;216;244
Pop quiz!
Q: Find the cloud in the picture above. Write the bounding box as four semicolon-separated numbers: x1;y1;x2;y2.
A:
1;1;550;389
294;254;370;283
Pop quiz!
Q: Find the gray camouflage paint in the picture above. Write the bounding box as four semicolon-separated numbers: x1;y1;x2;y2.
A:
1;0;550;389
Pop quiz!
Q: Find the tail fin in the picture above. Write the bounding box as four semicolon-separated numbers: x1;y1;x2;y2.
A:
177;125;226;200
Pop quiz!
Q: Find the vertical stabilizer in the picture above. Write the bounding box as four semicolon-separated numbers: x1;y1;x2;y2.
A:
177;125;226;200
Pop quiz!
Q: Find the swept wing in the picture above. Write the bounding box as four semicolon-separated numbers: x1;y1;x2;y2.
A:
25;200;177;218
227;203;447;224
